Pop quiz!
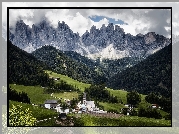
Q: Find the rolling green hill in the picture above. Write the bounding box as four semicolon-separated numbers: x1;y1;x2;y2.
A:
45;70;90;92
45;70;149;111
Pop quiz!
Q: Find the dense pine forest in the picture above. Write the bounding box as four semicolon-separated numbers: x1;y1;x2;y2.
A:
9;41;54;87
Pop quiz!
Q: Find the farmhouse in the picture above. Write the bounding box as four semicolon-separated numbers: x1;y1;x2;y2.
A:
124;104;132;108
44;100;58;109
55;104;70;114
85;101;95;111
151;104;159;109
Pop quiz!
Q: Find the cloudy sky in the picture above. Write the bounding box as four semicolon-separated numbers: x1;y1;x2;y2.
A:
2;2;179;39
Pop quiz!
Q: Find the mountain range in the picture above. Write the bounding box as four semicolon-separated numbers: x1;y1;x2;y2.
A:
9;19;171;61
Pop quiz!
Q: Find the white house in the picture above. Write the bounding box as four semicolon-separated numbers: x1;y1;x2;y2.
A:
124;104;132;108
86;101;95;111
81;104;87;112
92;107;100;113
44;100;58;109
55;104;70;114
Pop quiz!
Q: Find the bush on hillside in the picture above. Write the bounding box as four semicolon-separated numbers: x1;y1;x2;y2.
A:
138;107;162;119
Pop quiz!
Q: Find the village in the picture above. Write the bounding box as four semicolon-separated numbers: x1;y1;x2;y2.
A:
39;91;161;120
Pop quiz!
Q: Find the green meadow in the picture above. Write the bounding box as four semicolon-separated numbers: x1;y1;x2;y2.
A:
45;70;90;92
98;102;126;113
53;92;79;102
73;114;171;126
9;84;54;105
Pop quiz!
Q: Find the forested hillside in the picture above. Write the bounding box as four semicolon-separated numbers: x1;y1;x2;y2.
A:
108;44;172;98
64;51;143;79
9;41;54;86
32;46;107;84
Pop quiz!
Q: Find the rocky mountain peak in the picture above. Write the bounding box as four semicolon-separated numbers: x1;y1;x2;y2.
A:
9;20;171;60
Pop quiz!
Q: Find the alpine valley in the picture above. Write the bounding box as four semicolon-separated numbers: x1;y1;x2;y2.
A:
9;19;171;79
8;19;172;127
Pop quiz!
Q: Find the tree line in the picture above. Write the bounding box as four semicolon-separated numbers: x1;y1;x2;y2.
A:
81;84;118;103
44;80;80;93
9;87;31;104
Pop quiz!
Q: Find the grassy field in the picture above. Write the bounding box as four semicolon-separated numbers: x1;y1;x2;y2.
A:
9;100;58;121
53;92;79;101
73;114;171;126
45;70;90;92
99;102;126;113
106;88;128;104
107;88;148;106
9;84;55;105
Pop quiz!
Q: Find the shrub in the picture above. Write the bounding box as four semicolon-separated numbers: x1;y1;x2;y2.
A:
130;109;138;116
9;104;37;126
138;107;162;119
108;109;119;114
164;113;171;120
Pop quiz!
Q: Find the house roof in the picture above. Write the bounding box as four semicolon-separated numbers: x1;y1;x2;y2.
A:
44;100;58;104
86;101;95;106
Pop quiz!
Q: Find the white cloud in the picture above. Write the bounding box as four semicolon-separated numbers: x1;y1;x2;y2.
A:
92;18;109;30
2;2;177;39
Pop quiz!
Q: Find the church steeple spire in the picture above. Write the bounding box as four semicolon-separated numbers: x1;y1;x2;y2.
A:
83;92;86;104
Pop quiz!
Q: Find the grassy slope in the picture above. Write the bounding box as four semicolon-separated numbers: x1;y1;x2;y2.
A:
9;84;55;105
53;92;79;102
99;102;126;113
44;70;150;111
45;70;90;92
9;83;168;118
106;88;128;104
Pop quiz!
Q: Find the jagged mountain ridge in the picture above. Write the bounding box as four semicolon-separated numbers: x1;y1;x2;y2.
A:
9;19;171;60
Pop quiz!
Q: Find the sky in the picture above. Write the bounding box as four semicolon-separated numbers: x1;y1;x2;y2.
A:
2;2;178;39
